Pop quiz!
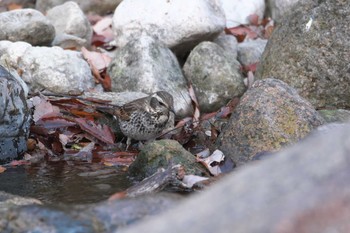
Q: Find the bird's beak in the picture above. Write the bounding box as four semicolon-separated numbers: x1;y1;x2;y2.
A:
169;106;176;114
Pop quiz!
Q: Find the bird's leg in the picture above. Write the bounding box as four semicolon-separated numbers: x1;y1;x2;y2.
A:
126;137;132;151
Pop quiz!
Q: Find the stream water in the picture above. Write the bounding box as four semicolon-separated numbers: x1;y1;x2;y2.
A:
0;161;132;204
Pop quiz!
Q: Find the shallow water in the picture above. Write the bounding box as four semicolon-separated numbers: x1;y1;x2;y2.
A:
0;161;132;204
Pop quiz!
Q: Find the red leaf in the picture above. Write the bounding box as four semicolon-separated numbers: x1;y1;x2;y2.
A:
75;118;115;145
36;116;77;129
248;14;260;26
226;26;259;42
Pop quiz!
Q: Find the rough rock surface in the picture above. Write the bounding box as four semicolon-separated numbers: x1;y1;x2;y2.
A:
0;66;31;164
128;140;208;181
183;41;246;113
120;124;350;233
0;9;55;45
256;0;350;109
108;36;192;117
0;42;94;94
217;78;325;166
35;0;122;14
112;0;225;56
46;1;92;49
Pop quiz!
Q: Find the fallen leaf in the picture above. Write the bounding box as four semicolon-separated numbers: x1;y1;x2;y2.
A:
0;166;6;173
197;149;234;176
75;118;115;144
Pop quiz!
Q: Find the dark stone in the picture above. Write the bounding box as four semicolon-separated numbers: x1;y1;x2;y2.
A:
128;139;209;180
0;65;30;164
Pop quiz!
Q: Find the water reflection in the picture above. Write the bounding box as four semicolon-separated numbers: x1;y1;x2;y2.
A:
0;161;132;204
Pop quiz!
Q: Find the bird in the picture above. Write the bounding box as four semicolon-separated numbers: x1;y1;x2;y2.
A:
99;91;175;150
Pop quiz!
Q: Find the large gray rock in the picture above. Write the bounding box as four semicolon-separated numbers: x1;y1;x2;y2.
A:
108;36;192;117
183;41;246;113
46;1;93;49
217;78;325;166
0;9;55;46
112;0;225;56
36;0;122;14
120;124;350;233
256;0;350;109
0;65;31;164
0;41;94;94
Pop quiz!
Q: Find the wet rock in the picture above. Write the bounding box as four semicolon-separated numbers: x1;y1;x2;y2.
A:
221;0;265;27
112;0;225;56
128;140;208;181
46;1;93;49
213;33;239;61
217;78;325;166
0;9;55;46
256;0;350;109
0;191;182;233
318;109;350;123
183;41;246;113
120;124;350;233
108;36;192;117
266;0;302;22
237;38;268;67
36;0;122;14
0;65;31;164
0;41;94;94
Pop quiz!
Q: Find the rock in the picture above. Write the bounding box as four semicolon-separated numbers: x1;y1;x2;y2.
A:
108;36;192;117
0;65;31;164
266;0;301;22
183;41;246;113
119;124;350;233
221;0;265;27
217;78;325;166
237;38;268;67
0;42;94;94
83;91;148;106
35;0;122;14
0;1;36;13
0;192;182;232
213;32;239;61
112;0;225;56
46;1;93;49
256;0;350;109
318;109;350;123
0;9;55;46
128;140;208;181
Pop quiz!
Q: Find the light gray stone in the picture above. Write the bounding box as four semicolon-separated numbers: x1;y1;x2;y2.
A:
0;9;55;45
107;36;193;117
46;1;93;49
0;42;94;94
112;0;225;56
183;41;246;113
213;33;238;61
237;38;268;66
